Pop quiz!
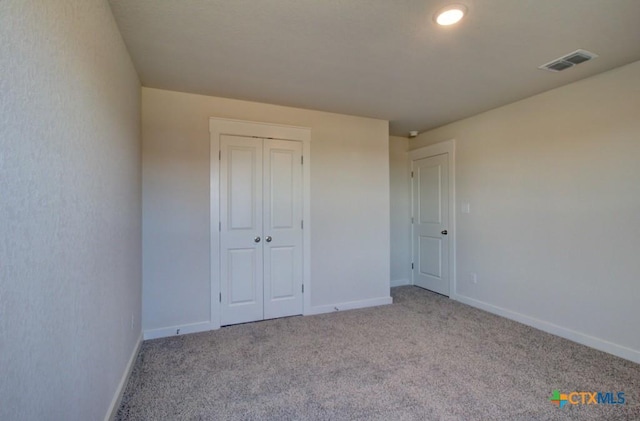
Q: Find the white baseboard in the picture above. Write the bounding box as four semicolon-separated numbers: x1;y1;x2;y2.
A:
143;296;394;339
142;297;394;338
452;293;640;365
304;296;393;316
390;278;411;287
105;333;142;421
143;321;212;340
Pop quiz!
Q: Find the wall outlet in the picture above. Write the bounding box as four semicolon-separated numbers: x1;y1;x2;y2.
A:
470;272;478;284
461;202;471;214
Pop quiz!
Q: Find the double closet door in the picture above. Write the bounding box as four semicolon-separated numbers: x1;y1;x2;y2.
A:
220;135;303;326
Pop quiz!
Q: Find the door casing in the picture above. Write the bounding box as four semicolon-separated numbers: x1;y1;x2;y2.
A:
409;140;456;297
210;118;311;330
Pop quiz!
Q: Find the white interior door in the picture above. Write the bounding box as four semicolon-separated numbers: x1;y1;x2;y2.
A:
220;135;303;326
263;139;303;319
412;153;450;296
220;135;264;325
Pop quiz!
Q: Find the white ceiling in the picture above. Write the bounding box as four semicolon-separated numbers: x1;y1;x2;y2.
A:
109;0;640;136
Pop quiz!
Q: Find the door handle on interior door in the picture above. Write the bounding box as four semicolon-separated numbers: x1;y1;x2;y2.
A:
254;236;261;243
265;236;272;243
441;230;448;235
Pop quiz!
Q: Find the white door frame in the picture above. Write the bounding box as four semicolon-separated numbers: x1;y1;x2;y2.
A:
210;118;311;329
409;140;456;297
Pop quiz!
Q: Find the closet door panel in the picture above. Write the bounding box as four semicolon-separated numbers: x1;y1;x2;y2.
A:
220;135;264;325
263;139;303;320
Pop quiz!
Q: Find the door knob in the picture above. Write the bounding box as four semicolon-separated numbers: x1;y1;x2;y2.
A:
441;230;448;235
265;236;272;243
254;236;261;243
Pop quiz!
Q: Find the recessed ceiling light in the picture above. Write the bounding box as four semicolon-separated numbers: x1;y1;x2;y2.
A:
435;4;467;26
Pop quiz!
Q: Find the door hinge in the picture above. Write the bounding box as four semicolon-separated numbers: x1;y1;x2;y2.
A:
411;263;414;269
301;156;304;165
219;150;221;160
411;171;414;178
219;222;221;231
219;292;222;302
302;284;304;293
411;217;414;224
301;220;304;229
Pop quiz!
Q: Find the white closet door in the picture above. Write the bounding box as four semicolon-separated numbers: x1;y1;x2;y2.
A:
263;139;303;319
220;135;264;325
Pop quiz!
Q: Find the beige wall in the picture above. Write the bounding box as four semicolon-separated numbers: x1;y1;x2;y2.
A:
142;88;391;332
389;136;411;285
411;60;640;362
0;1;142;420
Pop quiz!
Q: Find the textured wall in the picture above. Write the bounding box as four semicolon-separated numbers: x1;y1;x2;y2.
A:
410;60;640;362
389;136;411;285
142;87;390;332
0;1;141;420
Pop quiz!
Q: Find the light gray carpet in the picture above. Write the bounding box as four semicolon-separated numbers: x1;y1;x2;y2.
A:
117;287;639;420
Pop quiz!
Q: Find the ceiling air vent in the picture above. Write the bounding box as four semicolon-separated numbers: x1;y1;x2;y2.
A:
539;49;598;72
